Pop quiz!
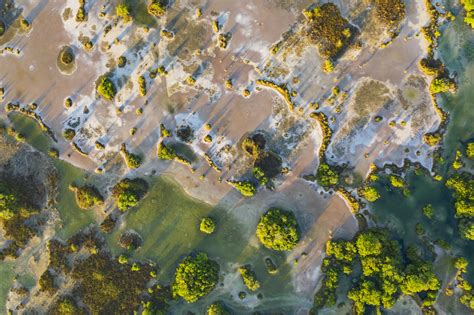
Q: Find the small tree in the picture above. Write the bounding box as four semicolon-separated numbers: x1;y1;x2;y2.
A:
200;217;216;234
172;252;219;303
148;1;167;17
96;76;117;101
116;3;132;22
256;208;299;251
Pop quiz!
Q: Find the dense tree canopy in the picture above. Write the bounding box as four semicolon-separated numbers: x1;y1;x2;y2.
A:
96;76;117;101
172;252;219;303
256;208;299;251
111;178;148;211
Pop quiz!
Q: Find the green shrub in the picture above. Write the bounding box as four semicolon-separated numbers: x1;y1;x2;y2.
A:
358;186;380;202
430;77;457;94
238;265;260;291
157;141;176;160
63;129;76;141
467;142;474;159
111;178;148;211
200;217;216;234
389;175;405;188
116;3;131;22
74;185;104;209
96;76;117;101
148;1;168;17
0;21;5;36
228;180;257;197
256;208;299;251
422;204;434;219
316;163;339;188
59;47;75;65
172;252;219;303
374;0;406;26
207;302;228;315
305;3;352;58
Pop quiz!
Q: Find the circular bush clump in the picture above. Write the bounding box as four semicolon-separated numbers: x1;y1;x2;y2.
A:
60;46;75;65
256;208;300;251
172;252;219;303
200;217;216;234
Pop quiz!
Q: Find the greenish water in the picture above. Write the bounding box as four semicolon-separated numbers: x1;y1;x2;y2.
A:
370;4;474;289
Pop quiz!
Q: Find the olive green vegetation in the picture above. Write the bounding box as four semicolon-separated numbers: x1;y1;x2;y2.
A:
314;229;440;314
430;77;457;94
116;3;132;22
238;265;260;291
462;0;474;28
242;135;265;158
111;178;148;211
120;144;142;169
358;186;380;202
389;175;405;188
207;301;228;315
73;185;103;209
172;252;219;303
422;204;434;219
157;141;176;160
256;208;299;251
59;46;75;65
304;3;352;59
160;124;171;138
46;230;161;314
0;21;5;36
374;0;406;27
228;180;257;197
445;173;474;240
49;296;81;315
316;163;339;189
0;182;39;260
148;0;168;17
454;256;474;310
63;128;76;141
200;217;216;234
467;142;474;159
96;76;117;101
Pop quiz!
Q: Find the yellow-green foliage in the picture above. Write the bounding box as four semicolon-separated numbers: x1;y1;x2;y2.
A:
358;186;380;202
73;185;104;209
116;3;131;22
200;217;216;234
316;229;441;313
316;163;339;188
228;180;256;197
467;142;474;159
452;150;464;170
323;59;334;73
148;1;167;17
256;208;299;251
238;265;260;291
157;141;176;160
121;144;142;169
172;253;219;303
305;3;352;59
256;79;294;111
423;132;442;146
309;112;332;159
337;188;360;213
430;77;457;94
462;0;474;28
389;175;405;188
374;0;406;27
138;75;147;96
111;178;148;211
96;76;117;101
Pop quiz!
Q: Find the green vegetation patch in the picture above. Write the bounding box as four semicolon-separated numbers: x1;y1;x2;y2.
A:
238;265;260;291
373;0;406;27
256;208;300;251
172;252;219;303
96;76;117;101
305;3;354;59
72;185;103;209
111;178;148;211
446;172;474;240
228;180;257;198
200;217;216;234
314;229;440;313
316;163;339;189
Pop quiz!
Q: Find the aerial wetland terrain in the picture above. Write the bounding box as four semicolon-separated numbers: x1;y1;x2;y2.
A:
0;0;474;314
